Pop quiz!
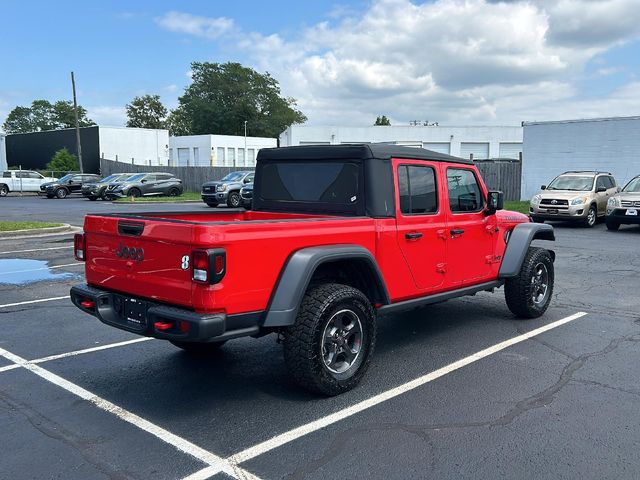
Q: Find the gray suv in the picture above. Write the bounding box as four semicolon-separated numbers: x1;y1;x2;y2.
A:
606;175;640;230
201;171;254;208
103;172;183;199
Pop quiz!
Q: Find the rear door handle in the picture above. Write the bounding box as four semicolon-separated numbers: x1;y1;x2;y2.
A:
450;229;465;237
405;232;423;240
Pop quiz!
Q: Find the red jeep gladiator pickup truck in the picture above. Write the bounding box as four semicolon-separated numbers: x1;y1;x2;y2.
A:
71;144;555;395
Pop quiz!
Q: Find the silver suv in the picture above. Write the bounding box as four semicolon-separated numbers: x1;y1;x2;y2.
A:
529;171;618;227
606;175;640;230
201;171;254;208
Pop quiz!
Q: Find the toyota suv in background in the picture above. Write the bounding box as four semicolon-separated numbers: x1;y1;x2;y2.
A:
103;173;183;199
0;170;58;196
82;173;134;201
201;171;254;207
606;175;640;230
529;171;618;227
41;173;102;199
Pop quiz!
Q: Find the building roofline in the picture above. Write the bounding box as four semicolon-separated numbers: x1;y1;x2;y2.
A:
522;115;640;126
284;124;522;130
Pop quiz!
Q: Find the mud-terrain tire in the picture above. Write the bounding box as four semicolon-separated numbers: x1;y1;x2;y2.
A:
505;247;554;319
170;340;226;353
227;191;241;208
284;283;376;396
606;220;620;231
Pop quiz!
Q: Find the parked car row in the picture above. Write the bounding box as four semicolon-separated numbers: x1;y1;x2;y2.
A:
529;170;640;230
201;171;254;208
0;170;58;196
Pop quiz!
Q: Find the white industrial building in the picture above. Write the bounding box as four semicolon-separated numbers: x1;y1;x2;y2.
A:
279;125;523;160
0;133;7;171
522;116;640;200
168;134;277;167
99;126;170;166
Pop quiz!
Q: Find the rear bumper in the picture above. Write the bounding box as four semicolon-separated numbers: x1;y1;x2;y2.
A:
70;284;261;342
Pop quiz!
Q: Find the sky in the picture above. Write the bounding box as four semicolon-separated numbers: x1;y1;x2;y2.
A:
2;0;640;129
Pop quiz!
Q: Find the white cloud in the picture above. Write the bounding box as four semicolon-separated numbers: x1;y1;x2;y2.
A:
155;11;235;40
87;106;127;126
157;0;640;125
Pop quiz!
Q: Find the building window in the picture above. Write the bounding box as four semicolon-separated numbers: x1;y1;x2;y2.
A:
247;149;256;166
498;142;522;160
177;148;190;166
460;143;489;160
422;143;450;155
238;148;245;167
227;148;236;166
217;147;225;166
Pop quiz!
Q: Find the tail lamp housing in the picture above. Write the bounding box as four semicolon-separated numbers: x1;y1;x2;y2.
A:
192;248;226;284
74;233;86;261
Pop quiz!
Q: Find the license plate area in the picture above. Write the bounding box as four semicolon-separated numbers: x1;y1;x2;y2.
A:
112;295;147;331
626;208;637;216
547;208;558;214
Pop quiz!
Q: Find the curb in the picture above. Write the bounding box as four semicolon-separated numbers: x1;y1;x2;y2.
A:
0;223;73;238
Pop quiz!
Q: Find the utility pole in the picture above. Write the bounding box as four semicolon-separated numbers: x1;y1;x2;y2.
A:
71;71;84;173
243;120;248;166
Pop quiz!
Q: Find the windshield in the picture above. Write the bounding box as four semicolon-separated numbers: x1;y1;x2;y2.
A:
98;174;120;183
221;172;245;182
547;175;594;191
58;174;75;183
623;177;640;193
125;174;145;182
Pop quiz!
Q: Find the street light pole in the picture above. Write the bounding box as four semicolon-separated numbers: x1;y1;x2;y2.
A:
71;71;84;173
243;120;248;166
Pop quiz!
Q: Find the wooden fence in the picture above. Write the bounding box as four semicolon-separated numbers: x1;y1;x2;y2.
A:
101;156;522;200
474;159;522;201
100;158;254;193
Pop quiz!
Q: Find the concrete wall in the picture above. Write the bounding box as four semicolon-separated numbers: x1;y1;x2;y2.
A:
279;125;523;159
522;116;640;200
168;134;277;167
98;126;169;166
0;134;7;172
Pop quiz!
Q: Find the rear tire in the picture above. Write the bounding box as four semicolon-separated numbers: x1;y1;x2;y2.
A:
505;247;554;319
170;340;226;353
168;187;180;197
227;191;241;208
55;188;68;199
284;283;376;396
606;221;620;231
88;196;97;201
0;184;8;197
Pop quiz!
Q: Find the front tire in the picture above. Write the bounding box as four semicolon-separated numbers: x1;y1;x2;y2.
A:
584;205;597;227
606;220;620;231
205;202;218;208
168;187;180;197
284;283;376;396
55;188;68;199
531;216;545;224
88;196;97;201
0;184;8;197
505;247;554;319
227;191;241;208
170;340;226;353
128;188;141;198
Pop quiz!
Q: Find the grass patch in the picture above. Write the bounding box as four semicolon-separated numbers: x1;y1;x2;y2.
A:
504;200;530;214
0;221;64;232
115;192;202;203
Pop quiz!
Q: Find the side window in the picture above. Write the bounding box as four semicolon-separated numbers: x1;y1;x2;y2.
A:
447;168;484;213
71;175;83;183
596;176;607;190
2;171;11;178
245;174;254;183
16;171;29;179
398;165;438;215
144;175;156;182
28;172;42;179
606;176;616;188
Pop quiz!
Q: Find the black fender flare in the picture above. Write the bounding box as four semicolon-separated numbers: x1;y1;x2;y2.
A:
262;244;390;327
499;223;555;278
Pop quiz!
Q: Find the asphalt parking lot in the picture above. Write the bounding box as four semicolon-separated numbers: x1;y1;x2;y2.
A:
1;195;640;479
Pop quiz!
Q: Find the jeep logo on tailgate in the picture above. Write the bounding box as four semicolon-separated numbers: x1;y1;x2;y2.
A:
115;242;144;262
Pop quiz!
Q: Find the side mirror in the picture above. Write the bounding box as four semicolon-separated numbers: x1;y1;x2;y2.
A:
617;186;622;193
141;179;147;183
540;185;547;190
596;186;606;193
486;191;504;214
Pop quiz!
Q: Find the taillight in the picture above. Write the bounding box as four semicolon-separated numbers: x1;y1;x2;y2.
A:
191;248;226;284
74;233;86;261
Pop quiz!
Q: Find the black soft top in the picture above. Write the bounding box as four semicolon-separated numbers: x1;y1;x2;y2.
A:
257;143;470;164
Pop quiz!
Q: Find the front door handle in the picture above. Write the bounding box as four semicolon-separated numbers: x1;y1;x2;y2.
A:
450;229;465;237
405;232;423;240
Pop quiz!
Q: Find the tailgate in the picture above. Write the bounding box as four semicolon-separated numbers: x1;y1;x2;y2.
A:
84;216;195;307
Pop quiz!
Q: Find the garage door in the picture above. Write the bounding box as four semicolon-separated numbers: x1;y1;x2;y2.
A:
460;142;489;160
177;148;190;166
498;142;522;160
423;142;450;154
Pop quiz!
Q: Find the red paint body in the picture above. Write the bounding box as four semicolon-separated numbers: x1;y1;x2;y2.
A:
82;160;529;315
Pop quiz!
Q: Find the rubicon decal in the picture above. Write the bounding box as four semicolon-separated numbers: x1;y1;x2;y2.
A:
115;242;144;262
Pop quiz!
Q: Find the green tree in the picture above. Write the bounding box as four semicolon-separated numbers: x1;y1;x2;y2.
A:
46;148;79;172
2;100;94;133
374;115;391;126
126;94;168;129
170;62;306;137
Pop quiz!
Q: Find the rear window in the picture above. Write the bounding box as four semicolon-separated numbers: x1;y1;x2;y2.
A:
260;162;360;205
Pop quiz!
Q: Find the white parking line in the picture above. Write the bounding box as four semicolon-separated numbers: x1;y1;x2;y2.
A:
0;296;68;309
0;262;82;275
31;338;153;364
0;346;262;480
226;311;588;466
0;246;74;255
